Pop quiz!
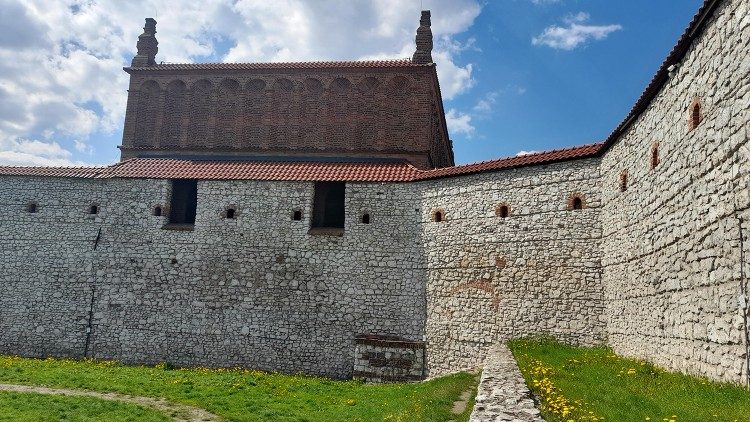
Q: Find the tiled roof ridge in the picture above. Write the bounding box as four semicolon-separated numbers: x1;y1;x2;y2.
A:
441;142;603;170
413;142;603;180
125;59;428;71
0;143;602;182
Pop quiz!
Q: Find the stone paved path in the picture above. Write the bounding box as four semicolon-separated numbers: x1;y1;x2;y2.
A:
469;344;544;421
0;383;220;422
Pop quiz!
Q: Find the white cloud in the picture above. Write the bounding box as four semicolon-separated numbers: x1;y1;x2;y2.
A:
530;0;561;4
0;0;482;165
222;0;480;99
473;91;499;113
532;12;621;50
564;12;590;24
0;133;81;166
74;139;93;154
516;150;540;156
445;109;475;137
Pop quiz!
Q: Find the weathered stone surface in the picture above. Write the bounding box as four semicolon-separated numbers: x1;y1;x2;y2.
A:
0;0;747;389
469;344;543;422
420;158;604;376
600;0;749;384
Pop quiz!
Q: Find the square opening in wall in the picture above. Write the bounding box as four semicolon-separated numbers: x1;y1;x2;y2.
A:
311;181;345;230
168;179;198;225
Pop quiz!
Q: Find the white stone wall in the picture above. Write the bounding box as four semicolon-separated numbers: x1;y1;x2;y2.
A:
0;0;746;385
600;0;749;384
418;159;605;376
0;161;607;379
0;176;425;378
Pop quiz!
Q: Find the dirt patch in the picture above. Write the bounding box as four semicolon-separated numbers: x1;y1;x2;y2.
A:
451;389;473;414
0;383;219;422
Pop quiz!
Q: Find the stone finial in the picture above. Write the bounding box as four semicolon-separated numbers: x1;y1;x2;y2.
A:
131;18;158;67
412;10;433;64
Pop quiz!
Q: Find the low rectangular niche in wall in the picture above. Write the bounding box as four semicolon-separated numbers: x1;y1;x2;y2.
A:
168;179;198;225
353;334;425;383
310;181;345;232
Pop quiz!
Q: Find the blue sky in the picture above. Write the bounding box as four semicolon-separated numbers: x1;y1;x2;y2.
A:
0;0;703;166
447;0;703;163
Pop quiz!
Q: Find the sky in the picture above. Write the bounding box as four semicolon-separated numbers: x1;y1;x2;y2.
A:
0;0;704;166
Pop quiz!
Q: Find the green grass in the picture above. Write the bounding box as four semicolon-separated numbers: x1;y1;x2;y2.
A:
0;391;169;421
0;356;477;422
508;339;750;422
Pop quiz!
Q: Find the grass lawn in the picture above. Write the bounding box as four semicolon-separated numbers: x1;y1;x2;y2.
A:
508;339;750;422
0;355;477;422
0;391;169;422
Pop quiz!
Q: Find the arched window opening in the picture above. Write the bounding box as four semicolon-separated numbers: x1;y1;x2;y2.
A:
292;210;302;221
153;206;163;217
361;213;370;224
432;209;444;223
651;143;659;169
88;204;99;215
689;98;702;130
496;204;510;218
26;202;38;213
620;171;628;192
567;193;586;211
225;208;236;219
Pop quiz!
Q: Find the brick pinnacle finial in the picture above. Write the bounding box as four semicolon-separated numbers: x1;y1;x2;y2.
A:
131;18;158;67
412;10;433;64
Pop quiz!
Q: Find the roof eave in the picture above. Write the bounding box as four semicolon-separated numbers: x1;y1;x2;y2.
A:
597;0;722;156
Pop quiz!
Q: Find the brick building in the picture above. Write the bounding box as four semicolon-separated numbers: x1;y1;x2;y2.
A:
120;12;453;170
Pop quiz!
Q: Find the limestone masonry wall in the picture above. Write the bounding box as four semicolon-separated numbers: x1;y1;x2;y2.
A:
600;0;749;384
0;176;425;378
0;159;607;379
419;158;604;376
0;0;747;386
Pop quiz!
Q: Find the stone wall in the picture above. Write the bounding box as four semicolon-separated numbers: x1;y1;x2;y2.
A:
600;0;749;384
0;0;747;386
0;158;607;380
418;158;605;376
120;66;453;169
0;176;425;379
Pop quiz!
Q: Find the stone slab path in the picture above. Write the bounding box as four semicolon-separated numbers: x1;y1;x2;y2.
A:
0;383;220;422
469;344;544;421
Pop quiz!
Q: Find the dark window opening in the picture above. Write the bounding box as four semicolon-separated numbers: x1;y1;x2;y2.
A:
433;210;443;222
292;210;302;221
497;205;510;218
572;197;583;210
26;203;37;213
311;182;345;229
620;171;628;192
153;206;162;216
168;179;198;225
651;144;659;169
691;103;701;128
361;213;370;224
89;204;99;214
226;208;236;219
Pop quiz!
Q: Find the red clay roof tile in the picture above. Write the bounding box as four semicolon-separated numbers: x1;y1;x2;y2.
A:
0;144;602;182
125;59;427;72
